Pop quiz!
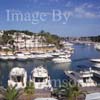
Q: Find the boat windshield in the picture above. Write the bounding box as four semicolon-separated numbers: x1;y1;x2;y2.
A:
11;75;23;82
35;77;45;82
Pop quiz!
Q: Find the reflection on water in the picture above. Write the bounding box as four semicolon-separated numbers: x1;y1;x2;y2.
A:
0;44;100;87
53;62;71;70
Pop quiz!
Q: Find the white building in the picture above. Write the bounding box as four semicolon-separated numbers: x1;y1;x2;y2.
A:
13;32;53;50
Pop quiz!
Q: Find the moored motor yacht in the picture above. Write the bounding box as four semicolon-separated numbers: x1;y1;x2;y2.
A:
90;58;100;63
65;68;96;87
52;56;71;63
90;58;100;68
8;67;27;89
7;53;16;60
94;43;100;50
24;52;33;59
90;58;100;78
0;53;9;60
15;52;27;60
30;65;52;90
59;54;71;58
31;52;53;59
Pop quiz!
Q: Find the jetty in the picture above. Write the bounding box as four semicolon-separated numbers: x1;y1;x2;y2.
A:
64;71;80;85
64;70;96;87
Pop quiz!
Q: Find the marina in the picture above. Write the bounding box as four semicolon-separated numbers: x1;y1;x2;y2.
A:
0;35;100;100
0;0;100;99
0;44;100;88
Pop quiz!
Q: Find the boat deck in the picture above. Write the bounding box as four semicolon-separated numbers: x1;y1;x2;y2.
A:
34;89;51;98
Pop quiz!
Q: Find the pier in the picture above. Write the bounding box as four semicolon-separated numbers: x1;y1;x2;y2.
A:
17;90;51;100
64;71;80;85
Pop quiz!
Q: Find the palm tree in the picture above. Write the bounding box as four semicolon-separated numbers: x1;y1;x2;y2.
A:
54;82;85;100
60;82;74;100
0;86;22;100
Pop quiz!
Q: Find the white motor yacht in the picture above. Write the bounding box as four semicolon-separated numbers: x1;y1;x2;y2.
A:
78;69;96;87
0;53;9;60
7;53;16;60
65;42;73;46
90;58;100;78
90;58;100;68
94;43;100;50
50;50;65;57
32;52;53;59
15;52;27;60
65;68;96;87
24;52;33;59
59;54;71;58
52;56;71;63
90;58;100;63
30;65;52;90
64;49;74;54
8;67;27;89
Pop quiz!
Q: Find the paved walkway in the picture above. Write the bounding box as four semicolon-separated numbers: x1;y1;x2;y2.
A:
34;89;51;98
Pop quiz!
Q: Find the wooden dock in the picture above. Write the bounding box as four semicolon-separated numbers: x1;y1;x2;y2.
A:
64;71;80;85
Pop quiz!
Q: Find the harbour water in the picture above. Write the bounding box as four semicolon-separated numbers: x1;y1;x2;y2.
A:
0;44;100;88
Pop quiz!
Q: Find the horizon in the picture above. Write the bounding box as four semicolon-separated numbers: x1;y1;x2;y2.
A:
0;0;100;37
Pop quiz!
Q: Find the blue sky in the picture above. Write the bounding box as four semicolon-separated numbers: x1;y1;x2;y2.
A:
0;0;100;37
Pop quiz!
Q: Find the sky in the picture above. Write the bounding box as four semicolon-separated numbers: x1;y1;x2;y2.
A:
0;0;100;37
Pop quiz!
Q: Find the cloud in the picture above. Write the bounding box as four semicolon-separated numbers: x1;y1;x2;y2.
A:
64;2;100;18
74;3;100;18
81;3;94;8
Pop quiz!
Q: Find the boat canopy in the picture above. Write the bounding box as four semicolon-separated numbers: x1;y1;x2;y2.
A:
10;67;25;76
32;66;48;77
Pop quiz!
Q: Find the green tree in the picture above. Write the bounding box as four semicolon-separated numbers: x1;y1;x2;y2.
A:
39;30;61;48
0;86;22;100
24;82;34;100
54;82;85;100
2;32;13;45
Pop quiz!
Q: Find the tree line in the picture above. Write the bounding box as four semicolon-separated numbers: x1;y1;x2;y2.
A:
0;30;62;48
